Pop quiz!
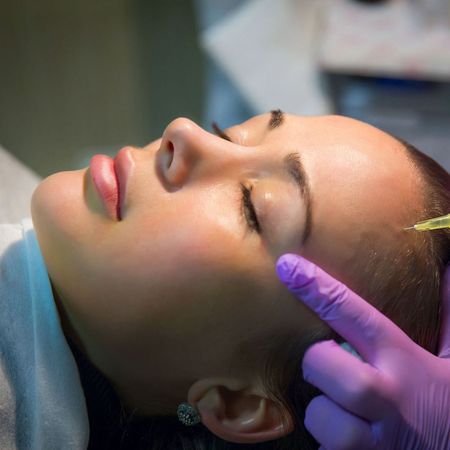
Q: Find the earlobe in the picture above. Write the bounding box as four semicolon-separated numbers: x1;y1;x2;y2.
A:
188;378;294;444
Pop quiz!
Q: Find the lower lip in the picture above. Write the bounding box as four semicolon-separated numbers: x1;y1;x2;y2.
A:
90;155;120;221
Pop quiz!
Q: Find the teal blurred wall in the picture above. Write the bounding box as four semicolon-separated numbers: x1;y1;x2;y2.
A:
0;0;204;177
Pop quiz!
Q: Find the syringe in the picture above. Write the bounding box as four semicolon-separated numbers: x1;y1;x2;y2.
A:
404;213;450;232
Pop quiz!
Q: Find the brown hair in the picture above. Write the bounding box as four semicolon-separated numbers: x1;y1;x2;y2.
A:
73;142;450;449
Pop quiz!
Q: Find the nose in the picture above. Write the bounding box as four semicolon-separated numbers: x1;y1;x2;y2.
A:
157;117;234;190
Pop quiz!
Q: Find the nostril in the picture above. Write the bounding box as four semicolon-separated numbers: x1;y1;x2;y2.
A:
167;141;174;168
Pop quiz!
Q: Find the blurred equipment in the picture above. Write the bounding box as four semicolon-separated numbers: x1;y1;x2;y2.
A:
411;0;450;27
319;0;450;170
352;0;389;3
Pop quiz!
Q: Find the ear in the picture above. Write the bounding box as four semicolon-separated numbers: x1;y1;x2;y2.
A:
187;377;294;444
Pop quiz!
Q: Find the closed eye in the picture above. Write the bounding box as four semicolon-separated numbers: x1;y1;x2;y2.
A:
240;183;262;234
212;121;262;235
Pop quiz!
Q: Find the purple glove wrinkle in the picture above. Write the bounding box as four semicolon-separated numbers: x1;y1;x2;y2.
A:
275;254;450;450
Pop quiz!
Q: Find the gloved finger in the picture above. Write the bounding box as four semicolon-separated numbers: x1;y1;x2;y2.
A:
302;340;391;421
304;395;375;450
438;265;450;358
276;254;411;363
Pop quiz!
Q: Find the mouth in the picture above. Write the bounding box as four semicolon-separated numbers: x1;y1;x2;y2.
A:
90;147;135;221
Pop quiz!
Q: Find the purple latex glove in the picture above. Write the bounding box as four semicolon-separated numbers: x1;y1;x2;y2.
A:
276;254;450;450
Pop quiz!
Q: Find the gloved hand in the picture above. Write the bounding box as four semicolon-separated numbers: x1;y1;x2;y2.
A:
276;254;450;450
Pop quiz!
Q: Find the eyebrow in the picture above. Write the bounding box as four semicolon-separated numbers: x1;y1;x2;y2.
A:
283;152;313;245
269;109;284;129
269;110;312;244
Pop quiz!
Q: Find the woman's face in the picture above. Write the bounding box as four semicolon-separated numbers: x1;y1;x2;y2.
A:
31;112;420;411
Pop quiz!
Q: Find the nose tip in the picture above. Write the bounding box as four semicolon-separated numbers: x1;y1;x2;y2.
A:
158;118;198;189
164;117;198;137
163;118;199;155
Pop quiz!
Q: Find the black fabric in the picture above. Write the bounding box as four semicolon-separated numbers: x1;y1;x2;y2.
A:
65;335;208;449
66;336;131;449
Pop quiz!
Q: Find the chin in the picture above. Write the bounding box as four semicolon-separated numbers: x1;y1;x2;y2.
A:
31;169;90;250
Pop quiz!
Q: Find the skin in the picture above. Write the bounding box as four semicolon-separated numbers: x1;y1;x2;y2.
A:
31;113;422;444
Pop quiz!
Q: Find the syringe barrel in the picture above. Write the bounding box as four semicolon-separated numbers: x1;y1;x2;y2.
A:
414;213;450;231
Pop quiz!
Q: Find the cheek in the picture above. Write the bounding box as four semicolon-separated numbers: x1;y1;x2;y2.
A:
119;188;243;280
77;227;238;359
114;217;231;291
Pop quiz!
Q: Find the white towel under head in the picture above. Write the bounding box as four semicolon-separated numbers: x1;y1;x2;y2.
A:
0;219;89;449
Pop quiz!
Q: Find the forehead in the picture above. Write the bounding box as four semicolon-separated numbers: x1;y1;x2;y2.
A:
241;113;417;210
253;113;420;283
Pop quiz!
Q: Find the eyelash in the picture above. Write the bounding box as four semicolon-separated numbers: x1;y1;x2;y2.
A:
211;121;262;235
240;183;262;234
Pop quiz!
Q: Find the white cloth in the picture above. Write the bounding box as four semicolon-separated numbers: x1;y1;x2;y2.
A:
0;218;89;449
0;145;41;224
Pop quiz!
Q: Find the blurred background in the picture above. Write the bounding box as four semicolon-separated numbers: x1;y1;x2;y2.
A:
1;0;449;181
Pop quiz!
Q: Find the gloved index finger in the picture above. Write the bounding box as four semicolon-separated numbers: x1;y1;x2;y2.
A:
276;254;411;363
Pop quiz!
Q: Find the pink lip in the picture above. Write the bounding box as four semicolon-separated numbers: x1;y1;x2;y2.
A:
90;147;135;221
